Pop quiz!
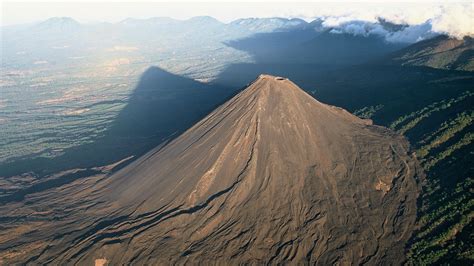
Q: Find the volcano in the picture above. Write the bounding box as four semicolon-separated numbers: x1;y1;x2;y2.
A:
0;75;422;264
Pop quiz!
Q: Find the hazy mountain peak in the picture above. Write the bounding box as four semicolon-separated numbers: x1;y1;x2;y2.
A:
32;17;82;33
119;16;178;27
186;16;223;24
37;17;80;28
230;17;307;32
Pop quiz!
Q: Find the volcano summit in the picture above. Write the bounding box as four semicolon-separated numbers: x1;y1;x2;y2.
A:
0;75;422;264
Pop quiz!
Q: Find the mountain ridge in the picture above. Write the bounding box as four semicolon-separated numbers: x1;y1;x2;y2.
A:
388;35;474;71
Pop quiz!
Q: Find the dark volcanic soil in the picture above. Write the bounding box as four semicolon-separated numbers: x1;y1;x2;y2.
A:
0;75;422;265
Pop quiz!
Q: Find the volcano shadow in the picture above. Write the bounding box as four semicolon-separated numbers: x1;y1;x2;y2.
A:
105;67;233;154
225;30;404;65
0;67;234;177
214;29;405;89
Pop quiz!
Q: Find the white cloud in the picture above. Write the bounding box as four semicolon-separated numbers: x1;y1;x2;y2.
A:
431;4;474;38
287;2;473;39
325;19;438;43
326;20;387;37
385;22;436;43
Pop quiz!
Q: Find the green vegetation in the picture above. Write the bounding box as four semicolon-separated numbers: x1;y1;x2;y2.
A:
417;111;473;159
389;91;473;134
379;90;474;265
407;183;473;265
354;104;383;119
424;133;474;170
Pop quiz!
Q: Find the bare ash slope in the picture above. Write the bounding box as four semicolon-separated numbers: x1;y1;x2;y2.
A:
0;75;422;265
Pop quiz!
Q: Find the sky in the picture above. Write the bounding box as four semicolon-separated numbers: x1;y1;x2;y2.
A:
2;0;473;37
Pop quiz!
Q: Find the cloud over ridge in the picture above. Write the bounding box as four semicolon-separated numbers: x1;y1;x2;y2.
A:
289;2;473;41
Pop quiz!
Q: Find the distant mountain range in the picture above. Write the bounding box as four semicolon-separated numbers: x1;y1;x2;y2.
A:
5;15;458;41
5;16;471;72
15;16;313;33
35;17;81;31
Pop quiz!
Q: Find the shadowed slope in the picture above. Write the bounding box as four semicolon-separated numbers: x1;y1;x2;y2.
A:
0;75;422;264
